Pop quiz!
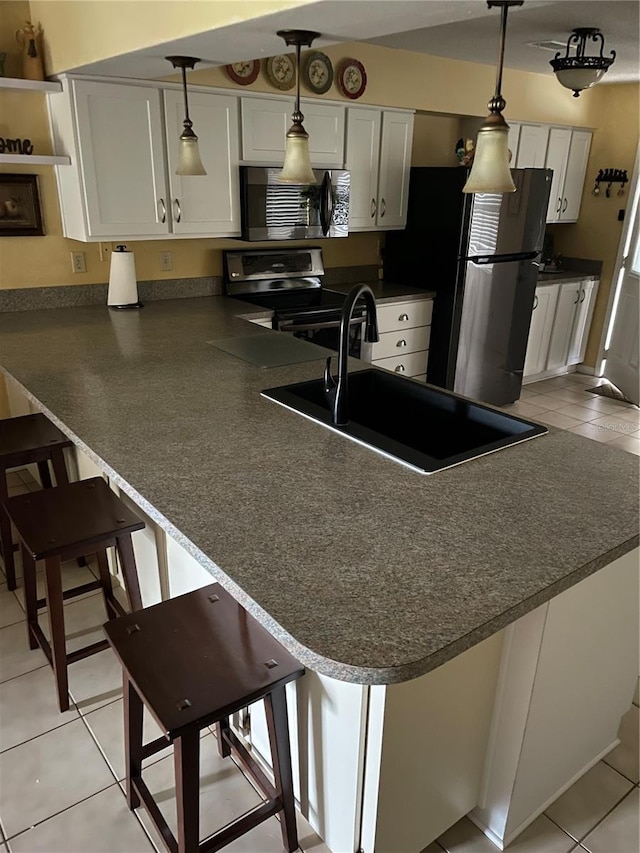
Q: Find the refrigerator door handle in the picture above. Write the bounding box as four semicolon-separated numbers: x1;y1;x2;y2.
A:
468;251;540;265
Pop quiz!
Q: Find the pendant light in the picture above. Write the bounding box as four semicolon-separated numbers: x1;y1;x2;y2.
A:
463;1;523;195
276;29;320;184
551;28;616;97
165;55;207;175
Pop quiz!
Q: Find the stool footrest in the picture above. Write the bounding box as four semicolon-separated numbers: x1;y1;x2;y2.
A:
67;639;110;664
199;799;281;853
133;777;178;853
141;734;171;761
36;580;103;610
222;727;277;803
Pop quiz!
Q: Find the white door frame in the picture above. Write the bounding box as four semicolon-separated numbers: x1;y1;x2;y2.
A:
595;144;640;374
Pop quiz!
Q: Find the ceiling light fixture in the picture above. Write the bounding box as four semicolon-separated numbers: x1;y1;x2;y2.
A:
463;0;523;195
550;28;616;97
166;55;207;175
276;29;320;184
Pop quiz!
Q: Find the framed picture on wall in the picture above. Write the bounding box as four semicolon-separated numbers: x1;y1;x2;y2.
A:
0;174;44;236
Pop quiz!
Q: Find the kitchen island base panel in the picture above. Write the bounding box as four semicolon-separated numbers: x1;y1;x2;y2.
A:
473;547;640;849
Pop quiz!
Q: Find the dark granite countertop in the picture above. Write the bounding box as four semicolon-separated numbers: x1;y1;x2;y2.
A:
0;297;637;684
538;270;599;283
325;280;436;302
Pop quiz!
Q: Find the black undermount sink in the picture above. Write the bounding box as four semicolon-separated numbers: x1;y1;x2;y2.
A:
262;369;547;474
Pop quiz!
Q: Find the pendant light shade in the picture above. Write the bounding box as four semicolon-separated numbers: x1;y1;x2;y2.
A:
463;1;522;195
551;28;616;97
166;55;207;176
276;30;320;184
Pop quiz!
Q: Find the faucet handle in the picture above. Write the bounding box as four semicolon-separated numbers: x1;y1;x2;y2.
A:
323;356;338;412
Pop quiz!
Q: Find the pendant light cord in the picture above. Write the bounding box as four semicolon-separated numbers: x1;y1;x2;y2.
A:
181;65;192;131
293;41;303;124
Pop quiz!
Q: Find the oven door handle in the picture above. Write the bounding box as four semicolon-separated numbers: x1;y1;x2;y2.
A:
320;172;333;236
278;316;365;333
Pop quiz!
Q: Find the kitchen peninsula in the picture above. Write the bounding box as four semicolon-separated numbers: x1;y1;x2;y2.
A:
0;296;637;853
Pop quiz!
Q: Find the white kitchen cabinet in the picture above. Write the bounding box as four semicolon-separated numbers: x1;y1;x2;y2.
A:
376;111;414;229
345;107;381;230
507;121;521;164
524;277;599;380
70;80;170;238
368;297;432;379
545;128;591;223
163;89;240;236
523;284;559;378
240;96;345;166
346;108;414;231
568;278;599;365
48;78;242;241
515;124;549;169
547;279;582;371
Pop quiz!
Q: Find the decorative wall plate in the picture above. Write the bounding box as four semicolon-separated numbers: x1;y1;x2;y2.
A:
265;54;296;90
337;58;367;99
225;60;260;86
302;51;333;94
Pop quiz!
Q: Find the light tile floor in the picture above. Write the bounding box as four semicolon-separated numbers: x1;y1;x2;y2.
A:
0;374;638;852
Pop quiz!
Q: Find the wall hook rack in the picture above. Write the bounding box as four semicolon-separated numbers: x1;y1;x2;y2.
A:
592;168;628;196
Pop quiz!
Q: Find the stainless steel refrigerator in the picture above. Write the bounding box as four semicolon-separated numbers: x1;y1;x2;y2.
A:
384;167;552;406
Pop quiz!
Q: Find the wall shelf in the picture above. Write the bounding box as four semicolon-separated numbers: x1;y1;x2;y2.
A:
0;153;71;165
0;77;62;93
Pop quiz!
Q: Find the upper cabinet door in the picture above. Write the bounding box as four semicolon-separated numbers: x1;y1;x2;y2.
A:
376;111;414;229
345;107;381;231
241;96;345;166
544;128;572;223
73;80;169;237
164;90;240;236
560;131;591;222
515;124;549;169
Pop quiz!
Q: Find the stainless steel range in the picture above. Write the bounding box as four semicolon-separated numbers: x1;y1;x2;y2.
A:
224;248;370;359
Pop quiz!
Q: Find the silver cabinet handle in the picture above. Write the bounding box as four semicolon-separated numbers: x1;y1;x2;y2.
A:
562;197;568;213
396;339;407;348
399;313;409;322
395;364;406;373
556;197;562;213
574;290;580;304
158;198;166;223
380;197;386;218
580;289;586;303
173;198;181;223
371;198;377;218
533;295;539;309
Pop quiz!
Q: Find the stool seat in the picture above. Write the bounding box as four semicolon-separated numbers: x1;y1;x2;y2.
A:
104;584;303;734
105;584;305;853
0;413;71;465
7;477;144;560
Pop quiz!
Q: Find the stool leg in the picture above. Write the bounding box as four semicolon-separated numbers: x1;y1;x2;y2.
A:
265;687;298;853
95;549;117;620
0;475;17;591
21;543;39;650
124;675;143;811
49;447;69;487
174;730;200;853
36;460;53;489
115;533;142;612
215;718;231;758
44;555;69;713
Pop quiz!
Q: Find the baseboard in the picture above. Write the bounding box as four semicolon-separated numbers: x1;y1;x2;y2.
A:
470;738;620;850
522;365;578;384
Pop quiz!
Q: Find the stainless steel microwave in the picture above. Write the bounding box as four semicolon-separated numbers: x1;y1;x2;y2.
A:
239;167;350;241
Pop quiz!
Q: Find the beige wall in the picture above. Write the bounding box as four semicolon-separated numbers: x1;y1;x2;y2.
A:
411;114;463;167
28;0;314;75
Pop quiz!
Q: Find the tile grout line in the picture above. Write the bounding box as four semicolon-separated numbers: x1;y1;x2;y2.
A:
544;778;637;848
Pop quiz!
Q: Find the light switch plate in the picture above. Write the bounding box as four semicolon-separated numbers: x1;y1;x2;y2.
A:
71;251;86;274
159;251;173;271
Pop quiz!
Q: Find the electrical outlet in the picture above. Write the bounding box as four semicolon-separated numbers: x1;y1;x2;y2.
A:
98;242;112;262
159;250;173;272
71;251;86;274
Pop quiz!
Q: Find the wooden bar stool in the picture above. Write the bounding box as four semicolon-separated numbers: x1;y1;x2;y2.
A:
104;583;305;853
4;477;144;712
0;413;73;591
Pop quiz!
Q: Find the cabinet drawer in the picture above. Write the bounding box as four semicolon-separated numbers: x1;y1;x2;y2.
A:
372;350;428;377
371;325;431;360
377;299;433;333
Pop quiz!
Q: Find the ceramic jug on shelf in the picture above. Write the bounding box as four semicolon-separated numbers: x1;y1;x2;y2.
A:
15;21;45;81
